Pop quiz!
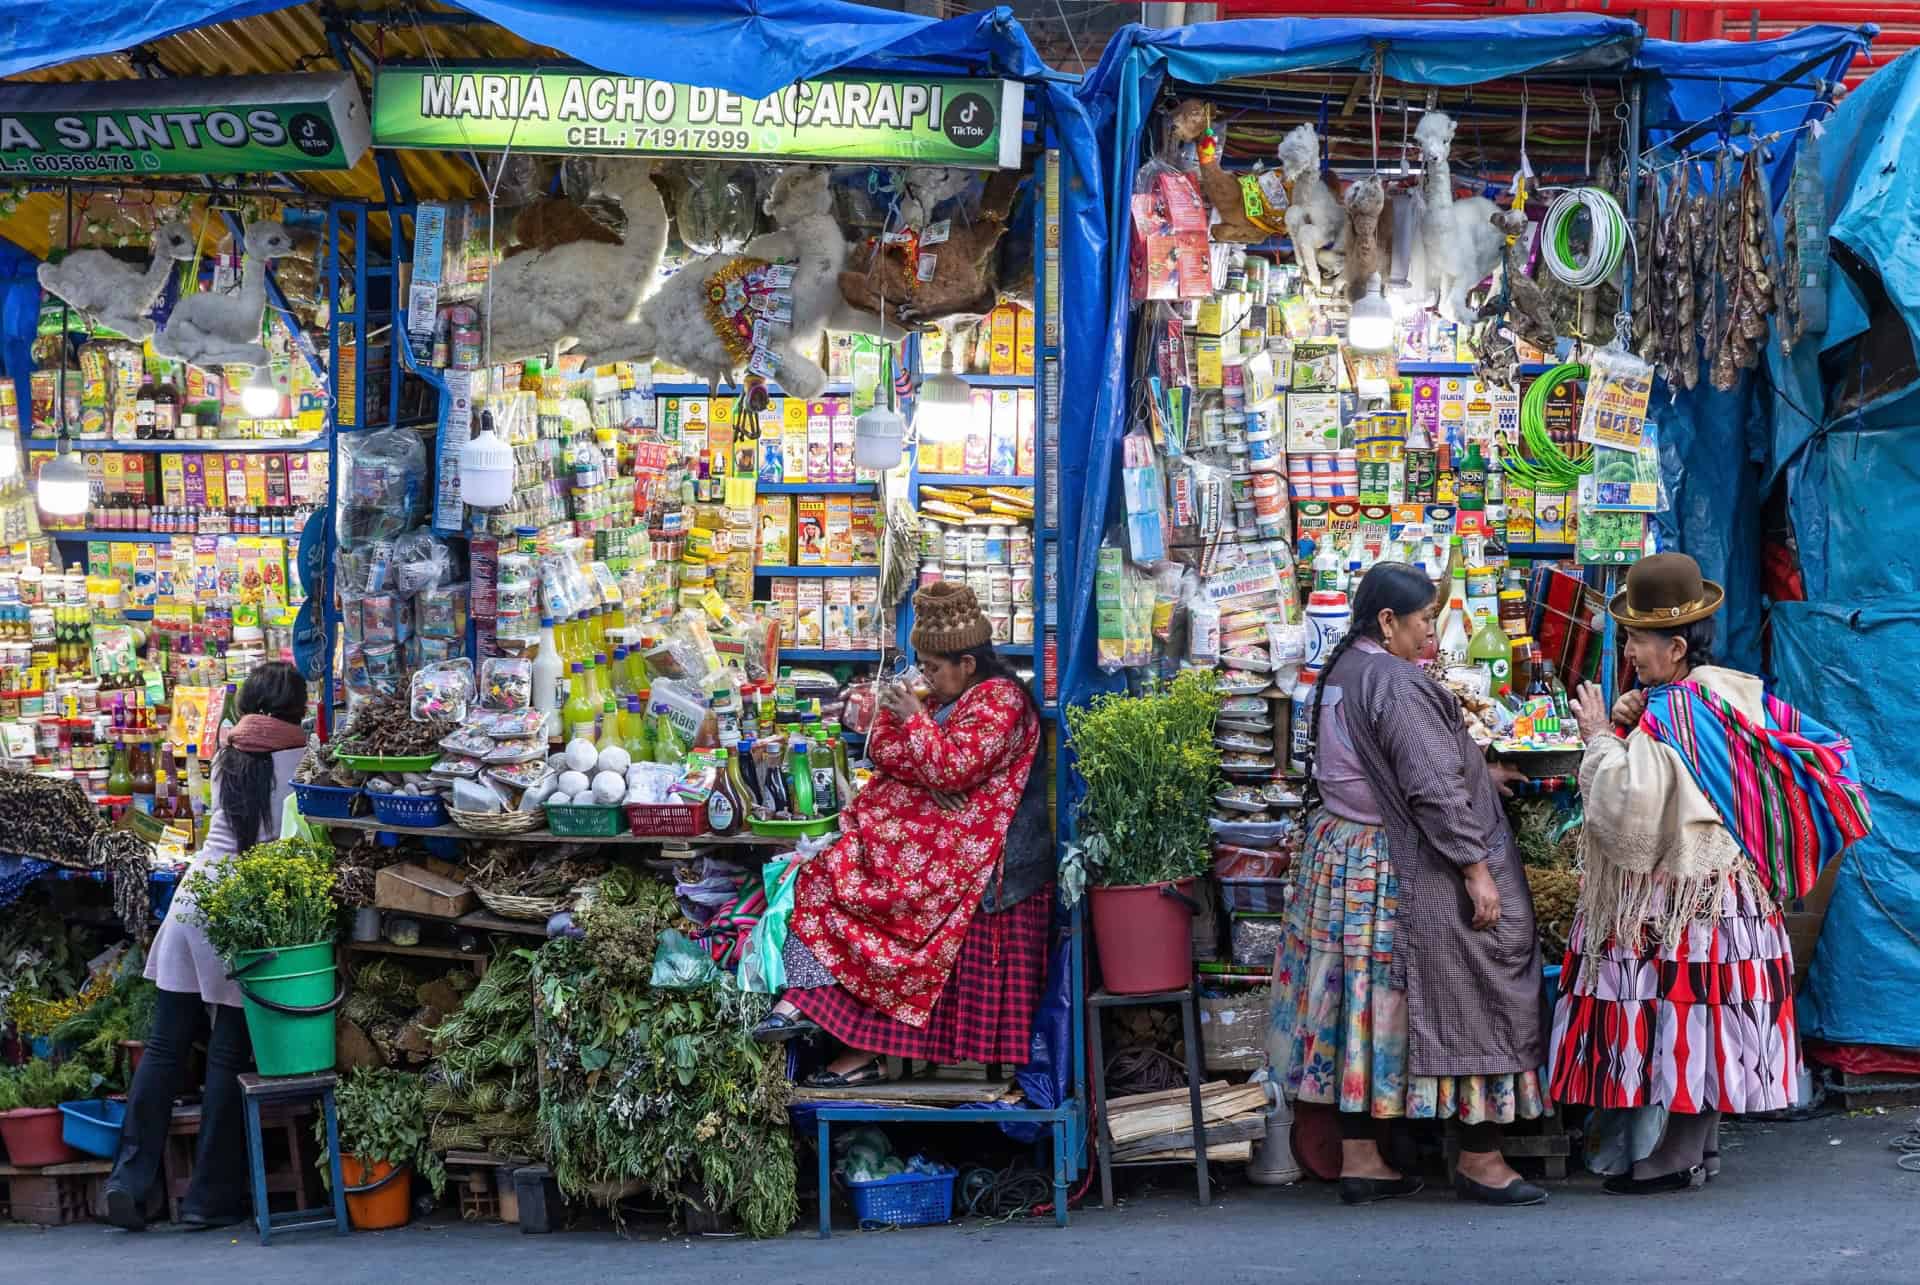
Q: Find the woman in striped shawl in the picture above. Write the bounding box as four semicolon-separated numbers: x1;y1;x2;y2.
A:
1554;554;1870;1195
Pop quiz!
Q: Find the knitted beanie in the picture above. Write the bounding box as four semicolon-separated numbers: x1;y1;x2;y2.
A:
909;581;992;654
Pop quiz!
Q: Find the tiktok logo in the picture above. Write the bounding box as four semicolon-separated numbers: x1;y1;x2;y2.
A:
941;92;994;149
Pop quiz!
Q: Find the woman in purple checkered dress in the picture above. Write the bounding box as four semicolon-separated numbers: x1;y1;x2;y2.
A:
1266;563;1547;1207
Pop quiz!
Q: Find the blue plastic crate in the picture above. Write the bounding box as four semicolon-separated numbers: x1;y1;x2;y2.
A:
367;792;447;829
843;1168;956;1228
292;781;363;819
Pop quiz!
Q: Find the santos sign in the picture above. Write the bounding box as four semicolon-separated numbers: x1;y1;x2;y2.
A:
0;73;368;177
373;67;1024;170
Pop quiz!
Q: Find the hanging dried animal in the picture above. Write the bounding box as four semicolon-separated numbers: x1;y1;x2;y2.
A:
837;168;1021;330
1277;123;1347;292
1630;170;1658;358
1165;99;1272;244
1483;206;1557;355
37;222;194;342
485;160;670;365
627;166;846;395
152;220;296;368
1414;111;1503;323
1709;152;1776;391
1343;175;1387;298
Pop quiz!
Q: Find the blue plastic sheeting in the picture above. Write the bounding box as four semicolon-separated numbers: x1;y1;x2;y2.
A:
1063;16;1643;713
1758;50;1920;1047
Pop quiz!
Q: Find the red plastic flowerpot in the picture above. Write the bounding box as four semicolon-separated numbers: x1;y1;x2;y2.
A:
0;1106;83;1167
1089;878;1199;994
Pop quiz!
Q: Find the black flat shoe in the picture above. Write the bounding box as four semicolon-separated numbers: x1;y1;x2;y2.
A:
751;1011;821;1043
104;1185;147;1232
180;1211;247;1230
1453;1172;1548;1206
1338;1175;1424;1206
800;1057;887;1089
1603;1166;1706;1196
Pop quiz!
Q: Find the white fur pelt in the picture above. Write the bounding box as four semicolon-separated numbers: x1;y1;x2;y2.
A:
38;222;194;342
622;167;847;396
1277;124;1346;292
488;160;669;365
1414;111;1504;323
152;221;295;368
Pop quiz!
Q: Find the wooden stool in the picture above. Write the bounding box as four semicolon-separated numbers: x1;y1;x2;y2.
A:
165;1100;320;1223
238;1071;349;1245
1088;986;1210;1209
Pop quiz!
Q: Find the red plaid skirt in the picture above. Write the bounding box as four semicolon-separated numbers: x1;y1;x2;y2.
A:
792;887;1053;1063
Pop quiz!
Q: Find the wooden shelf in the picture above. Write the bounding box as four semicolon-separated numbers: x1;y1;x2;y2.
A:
313;814;803;848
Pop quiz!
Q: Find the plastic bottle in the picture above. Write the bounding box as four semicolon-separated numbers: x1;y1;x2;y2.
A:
1437;598;1471;667
609;645;630;700
650;699;685;765
532;617;563;746
788;737;816;818
128;739;156;814
597;699;621;754
106;743;132;797
1313;543;1340;593
564;663;597;743
1469;610;1512;688
1287;668;1317;776
1456;441;1487;511
705;745;745;836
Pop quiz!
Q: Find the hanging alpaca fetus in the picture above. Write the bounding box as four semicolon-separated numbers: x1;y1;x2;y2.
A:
1165;99;1272;244
1483;206;1558;355
152;221;296;368
1276;124;1347;292
485;159;670;365
1413;111;1504;323
38;222;195;342
1344;176;1388;300
836;168;1022;330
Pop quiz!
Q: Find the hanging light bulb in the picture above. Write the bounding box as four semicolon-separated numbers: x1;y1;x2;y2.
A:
241;365;280;418
854;345;905;470
459;408;516;508
913;338;971;464
1347;275;1396;354
36;440;89;517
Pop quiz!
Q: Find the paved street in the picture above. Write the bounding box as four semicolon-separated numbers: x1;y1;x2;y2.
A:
6;1111;1914;1284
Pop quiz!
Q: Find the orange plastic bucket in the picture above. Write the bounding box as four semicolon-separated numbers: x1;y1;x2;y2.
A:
342;1155;411;1230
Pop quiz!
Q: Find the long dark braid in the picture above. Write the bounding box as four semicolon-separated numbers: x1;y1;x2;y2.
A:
1300;562;1438;812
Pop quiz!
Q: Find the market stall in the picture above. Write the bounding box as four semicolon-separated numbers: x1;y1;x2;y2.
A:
0;0;1107;1239
1057;12;1866;1189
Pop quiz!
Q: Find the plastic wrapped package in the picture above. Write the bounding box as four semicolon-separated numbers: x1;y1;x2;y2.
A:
408;636;461;667
393;530;453;596
672;163;760;255
410;658;475;722
360;594;407;646
337;428;428;550
415;582;469;640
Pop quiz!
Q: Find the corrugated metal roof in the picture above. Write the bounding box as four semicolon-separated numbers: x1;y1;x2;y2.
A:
0;0;569;258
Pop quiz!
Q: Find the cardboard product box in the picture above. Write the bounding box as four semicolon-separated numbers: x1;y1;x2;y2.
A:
851;576;881;646
225;455;249;508
1016;306;1036;375
793;496;827;566
264;453;290;507
1016;390;1037;477
159;453;186;507
850;497;879;564
825;577;854;649
989;389;1018;477
781;399;810;483
830;399;855;482
1286;393;1342;455
769;579;799;643
181;455;207;508
1410;378;1440;448
1505;481;1537;544
755;496;793;564
1437;378;1469;451
758;413;785;483
823;496;854;565
795;578;825;647
953;389;987;475
201;454;227;509
285;454;311;506
989;305;1018;375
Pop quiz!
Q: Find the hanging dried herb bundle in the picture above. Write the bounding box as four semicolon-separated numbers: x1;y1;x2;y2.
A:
426;949;541;1159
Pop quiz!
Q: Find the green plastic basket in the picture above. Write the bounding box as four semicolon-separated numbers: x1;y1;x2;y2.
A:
334;752;440;772
545;802;628;837
746;814;840;840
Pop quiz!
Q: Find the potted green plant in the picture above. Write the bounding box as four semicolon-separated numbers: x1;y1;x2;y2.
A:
318;1067;445;1230
1066;670;1221;994
186;837;344;1075
0;1059;96;1166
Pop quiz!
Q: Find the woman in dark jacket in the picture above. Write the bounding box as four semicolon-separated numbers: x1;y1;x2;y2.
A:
106;662;309;1230
1266;563;1546;1206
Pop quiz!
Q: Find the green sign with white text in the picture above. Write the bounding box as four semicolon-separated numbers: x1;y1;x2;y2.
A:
0;73;368;178
372;68;1024;170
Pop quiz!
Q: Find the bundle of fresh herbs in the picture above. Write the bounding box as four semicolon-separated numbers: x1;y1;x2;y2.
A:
0;1057;97;1111
425;949;540;1158
186;837;340;960
319;1066;447;1197
530;886;797;1238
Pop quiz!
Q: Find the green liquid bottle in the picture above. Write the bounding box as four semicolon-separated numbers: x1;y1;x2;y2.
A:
623;696;652;763
651;699;685;765
564;662;598;744
1469;610;1512;691
598;699;621;754
788;737;816;819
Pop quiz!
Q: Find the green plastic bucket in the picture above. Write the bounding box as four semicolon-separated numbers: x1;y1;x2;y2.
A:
230;941;343;1076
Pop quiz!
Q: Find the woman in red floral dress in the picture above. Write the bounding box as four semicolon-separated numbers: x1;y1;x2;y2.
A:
753;583;1051;1088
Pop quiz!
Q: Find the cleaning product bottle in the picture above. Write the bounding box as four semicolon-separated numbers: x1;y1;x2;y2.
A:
788;737;816;818
1469;610;1512;689
623;696;652;763
532;616;564;747
598;698;621;754
564;663;597;743
1437;599;1471;668
651;698;685;765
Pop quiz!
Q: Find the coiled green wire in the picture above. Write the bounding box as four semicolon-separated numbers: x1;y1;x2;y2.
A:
1504;362;1592;492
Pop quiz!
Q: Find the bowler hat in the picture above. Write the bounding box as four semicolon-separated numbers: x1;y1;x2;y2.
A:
1607;552;1724;629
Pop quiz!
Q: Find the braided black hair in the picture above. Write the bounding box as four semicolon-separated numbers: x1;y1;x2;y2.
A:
1301;562;1437;809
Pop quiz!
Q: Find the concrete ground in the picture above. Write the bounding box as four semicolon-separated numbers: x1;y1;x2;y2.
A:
5;1110;1915;1284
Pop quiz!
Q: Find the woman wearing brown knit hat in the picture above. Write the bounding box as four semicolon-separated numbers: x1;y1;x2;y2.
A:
752;582;1051;1087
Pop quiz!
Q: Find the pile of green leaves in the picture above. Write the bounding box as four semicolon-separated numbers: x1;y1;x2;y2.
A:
425;950;539;1157
1506;796;1582;870
186;837;340;960
1067;669;1222;887
531;891;797;1239
48;948;157;1093
319;1067;447;1198
0;901;89;1016
0;1057;97;1111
